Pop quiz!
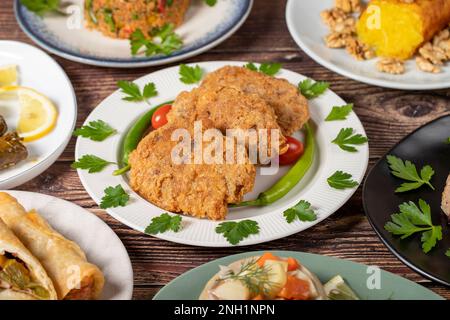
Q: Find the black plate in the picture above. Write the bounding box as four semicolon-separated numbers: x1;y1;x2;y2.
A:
363;115;450;286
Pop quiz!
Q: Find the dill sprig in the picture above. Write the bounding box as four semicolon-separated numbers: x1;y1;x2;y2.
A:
218;259;277;296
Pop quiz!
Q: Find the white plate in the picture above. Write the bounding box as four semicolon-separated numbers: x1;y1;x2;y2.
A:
75;61;369;247
4;190;134;300
286;0;450;90
0;41;77;189
15;0;253;68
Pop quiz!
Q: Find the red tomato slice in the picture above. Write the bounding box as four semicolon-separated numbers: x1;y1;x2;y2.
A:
279;136;304;166
152;104;172;129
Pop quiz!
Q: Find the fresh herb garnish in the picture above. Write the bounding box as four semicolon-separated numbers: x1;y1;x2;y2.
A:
384;199;442;253
145;213;182;235
20;0;59;15
130;25;183;57
117;80;158;102
332;128;368;152
386;155;435;192
179;64;204;84
327;171;358;189
216;220;259;245
283;200;317;223
325;104;353;121
245;62;282;76
446;137;450;144
204;0;217;6
298;79;329;99
73;120;116;142
219;259;276;296
103;8;116;32
100;185;129;209
446;249;450;258
71;155;113;173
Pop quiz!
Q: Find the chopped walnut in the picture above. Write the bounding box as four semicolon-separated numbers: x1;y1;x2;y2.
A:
376;58;405;74
431;28;450;59
346;38;375;60
321;8;348;28
325;32;354;48
437;39;450;59
432;29;450;46
335;0;361;13
333;17;356;34
416;56;441;73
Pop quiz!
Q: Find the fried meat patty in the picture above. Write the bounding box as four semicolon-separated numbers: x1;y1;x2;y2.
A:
167;85;288;155
128;124;256;220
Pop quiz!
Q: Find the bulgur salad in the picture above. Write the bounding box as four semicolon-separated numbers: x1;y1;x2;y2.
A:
19;0;217;57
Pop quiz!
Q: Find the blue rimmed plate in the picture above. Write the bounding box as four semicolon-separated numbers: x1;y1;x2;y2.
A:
14;0;253;68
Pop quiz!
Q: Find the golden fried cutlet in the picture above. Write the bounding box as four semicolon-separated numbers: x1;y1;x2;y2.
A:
167;85;288;156
128;124;256;220
201;66;310;136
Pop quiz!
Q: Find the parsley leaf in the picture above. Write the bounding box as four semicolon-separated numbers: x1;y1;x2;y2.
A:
325;104;353;121
386;155;435;192
298;79;329;99
71;155;114;173
130;25;183;57
179;64;204;84
332;128;368;152
20;0;59;15
259;63;282;76
446;249;450;258
446;137;450;144
384;199;442;253
283;200;317;223
130;29;148;55
204;0;217;6
117;80;158;102
245;62;282;76
100;185;130;209
216;220;259;245
327;171;358;189
145;213;182;235
73;120;116;142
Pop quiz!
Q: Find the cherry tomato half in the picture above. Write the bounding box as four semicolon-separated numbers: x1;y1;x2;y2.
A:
152;104;172;129
279;136;304;166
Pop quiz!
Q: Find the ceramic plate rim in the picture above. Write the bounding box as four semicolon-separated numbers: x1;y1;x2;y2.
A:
75;61;369;247
153;250;444;300
3;190;134;300
285;0;450;91
14;0;253;68
0;40;77;189
362;115;450;287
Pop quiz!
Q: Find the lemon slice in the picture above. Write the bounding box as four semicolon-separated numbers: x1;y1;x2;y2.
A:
0;64;18;86
11;87;58;142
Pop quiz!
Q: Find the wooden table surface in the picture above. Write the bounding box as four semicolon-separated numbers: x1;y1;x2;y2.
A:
1;0;449;300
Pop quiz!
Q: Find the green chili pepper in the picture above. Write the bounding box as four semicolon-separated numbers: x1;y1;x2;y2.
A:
113;101;174;176
230;122;315;207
